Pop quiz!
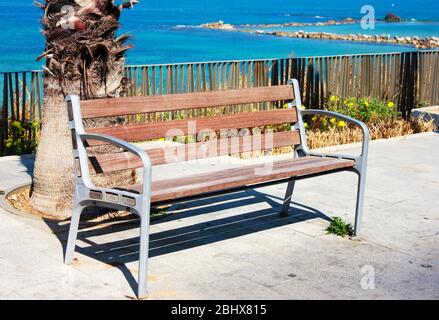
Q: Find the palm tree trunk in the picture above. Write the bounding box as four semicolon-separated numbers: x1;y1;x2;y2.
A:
31;80;75;218
30;0;138;218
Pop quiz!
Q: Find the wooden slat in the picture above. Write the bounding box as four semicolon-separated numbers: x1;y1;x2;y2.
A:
118;156;355;203
87;131;300;173
86;108;297;144
81;85;295;118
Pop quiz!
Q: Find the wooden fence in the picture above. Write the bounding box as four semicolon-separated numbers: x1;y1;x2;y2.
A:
1;50;438;155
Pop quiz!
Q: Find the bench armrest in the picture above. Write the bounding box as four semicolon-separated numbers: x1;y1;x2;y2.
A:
301;109;369;171
79;133;152;195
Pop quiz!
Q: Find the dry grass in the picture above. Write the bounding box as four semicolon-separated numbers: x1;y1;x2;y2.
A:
307;118;436;149
8;187;53;219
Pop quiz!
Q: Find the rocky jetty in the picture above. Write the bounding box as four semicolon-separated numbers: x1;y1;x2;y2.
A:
199;19;439;49
200;21;234;30
244;30;439;49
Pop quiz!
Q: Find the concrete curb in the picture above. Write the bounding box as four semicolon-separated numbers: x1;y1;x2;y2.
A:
0;182;65;223
0;183;141;231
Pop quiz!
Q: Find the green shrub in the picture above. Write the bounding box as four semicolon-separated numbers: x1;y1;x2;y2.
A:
305;96;400;132
150;206;168;218
326;217;354;237
326;96;400;124
4;120;40;155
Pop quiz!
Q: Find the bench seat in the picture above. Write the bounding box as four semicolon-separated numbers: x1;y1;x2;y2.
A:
122;156;355;203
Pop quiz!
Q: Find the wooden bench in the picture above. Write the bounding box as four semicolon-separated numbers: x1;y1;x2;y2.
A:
64;79;369;298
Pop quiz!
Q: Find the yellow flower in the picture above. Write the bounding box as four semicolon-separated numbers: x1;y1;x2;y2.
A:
338;121;347;127
330;118;337;125
348;102;355;108
364;101;370;107
388;102;395;108
11;121;21;128
330;95;337;102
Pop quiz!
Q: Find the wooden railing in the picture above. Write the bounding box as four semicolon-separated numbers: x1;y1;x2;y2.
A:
1;50;439;155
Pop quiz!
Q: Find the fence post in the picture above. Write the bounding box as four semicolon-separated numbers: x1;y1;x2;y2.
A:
1;74;8;155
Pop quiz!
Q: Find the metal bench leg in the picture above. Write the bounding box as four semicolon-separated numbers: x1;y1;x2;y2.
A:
137;208;151;299
354;173;366;237
281;180;296;217
64;204;83;264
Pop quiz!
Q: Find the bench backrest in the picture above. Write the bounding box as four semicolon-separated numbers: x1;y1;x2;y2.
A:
67;79;304;175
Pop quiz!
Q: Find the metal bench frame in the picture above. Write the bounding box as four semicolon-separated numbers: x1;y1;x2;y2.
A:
64;79;369;298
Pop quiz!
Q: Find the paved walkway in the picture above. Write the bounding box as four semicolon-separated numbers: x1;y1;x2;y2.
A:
0;133;438;299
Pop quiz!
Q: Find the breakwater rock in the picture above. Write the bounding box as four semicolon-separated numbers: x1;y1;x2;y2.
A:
245;30;439;49
384;13;402;22
200;21;234;30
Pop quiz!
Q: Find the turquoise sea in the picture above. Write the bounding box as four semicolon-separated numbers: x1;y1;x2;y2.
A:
0;0;438;72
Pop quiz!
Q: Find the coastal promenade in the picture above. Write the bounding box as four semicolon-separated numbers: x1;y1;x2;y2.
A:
0;133;437;299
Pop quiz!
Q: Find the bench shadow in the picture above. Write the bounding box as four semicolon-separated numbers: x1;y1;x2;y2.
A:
43;189;331;296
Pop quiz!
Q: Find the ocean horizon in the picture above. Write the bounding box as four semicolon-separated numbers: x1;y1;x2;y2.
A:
0;0;438;72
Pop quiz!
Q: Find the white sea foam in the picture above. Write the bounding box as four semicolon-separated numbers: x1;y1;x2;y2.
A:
174;25;200;29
